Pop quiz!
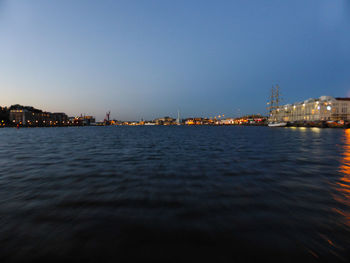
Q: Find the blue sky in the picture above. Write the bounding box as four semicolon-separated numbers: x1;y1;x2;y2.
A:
1;0;349;120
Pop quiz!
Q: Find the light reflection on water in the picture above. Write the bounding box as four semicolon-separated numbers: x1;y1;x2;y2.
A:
337;129;350;225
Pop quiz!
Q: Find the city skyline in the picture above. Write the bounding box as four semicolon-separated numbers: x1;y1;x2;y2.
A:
1;0;350;120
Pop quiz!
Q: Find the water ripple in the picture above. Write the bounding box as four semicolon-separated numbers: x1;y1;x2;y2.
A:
0;126;349;262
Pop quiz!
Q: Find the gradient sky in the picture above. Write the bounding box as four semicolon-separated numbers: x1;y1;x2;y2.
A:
1;0;349;120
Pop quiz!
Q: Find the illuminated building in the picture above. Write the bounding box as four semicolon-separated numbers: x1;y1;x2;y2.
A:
184;118;212;125
269;96;350;124
9;105;68;126
82;116;96;125
154;117;176;125
9;109;26;124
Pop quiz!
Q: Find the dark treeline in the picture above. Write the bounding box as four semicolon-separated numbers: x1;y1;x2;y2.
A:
0;106;10;124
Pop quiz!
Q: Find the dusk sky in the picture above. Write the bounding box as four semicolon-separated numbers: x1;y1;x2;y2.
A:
1;0;349;120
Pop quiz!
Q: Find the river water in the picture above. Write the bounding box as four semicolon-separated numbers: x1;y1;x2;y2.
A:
0;126;350;262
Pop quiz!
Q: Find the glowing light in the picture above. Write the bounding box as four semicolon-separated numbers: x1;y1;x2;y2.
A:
327;106;332;111
335;129;350;226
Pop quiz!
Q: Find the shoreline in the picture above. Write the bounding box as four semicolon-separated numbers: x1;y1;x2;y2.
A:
1;124;349;129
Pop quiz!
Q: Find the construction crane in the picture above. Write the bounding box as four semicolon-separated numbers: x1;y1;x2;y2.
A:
104;111;111;125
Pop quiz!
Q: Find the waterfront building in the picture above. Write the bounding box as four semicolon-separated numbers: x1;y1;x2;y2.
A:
154;117;176;125
68;115;96;126
52;113;68;124
10;109;40;125
220;118;235;125
82;116;96;125
269;96;350;124
232;115;267;125
9;105;68;126
185;118;212;125
144;122;156;125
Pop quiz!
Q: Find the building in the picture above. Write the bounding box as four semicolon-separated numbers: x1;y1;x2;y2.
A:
184;118;213;125
9;105;68;126
9;109;40;125
82;116;95;125
154;117;176;125
68;115;96;126
52;113;69;124
270;96;350;124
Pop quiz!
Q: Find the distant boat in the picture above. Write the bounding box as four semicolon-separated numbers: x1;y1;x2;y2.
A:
268;122;287;127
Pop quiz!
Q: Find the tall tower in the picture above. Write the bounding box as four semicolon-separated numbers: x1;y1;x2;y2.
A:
176;110;181;125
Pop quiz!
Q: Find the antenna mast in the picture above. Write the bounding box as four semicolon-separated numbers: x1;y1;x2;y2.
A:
275;84;280;108
267;85;275;113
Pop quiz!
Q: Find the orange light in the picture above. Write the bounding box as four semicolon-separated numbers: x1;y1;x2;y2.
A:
336;129;350;226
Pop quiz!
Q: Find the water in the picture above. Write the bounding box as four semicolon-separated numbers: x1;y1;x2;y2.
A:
0;126;350;262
